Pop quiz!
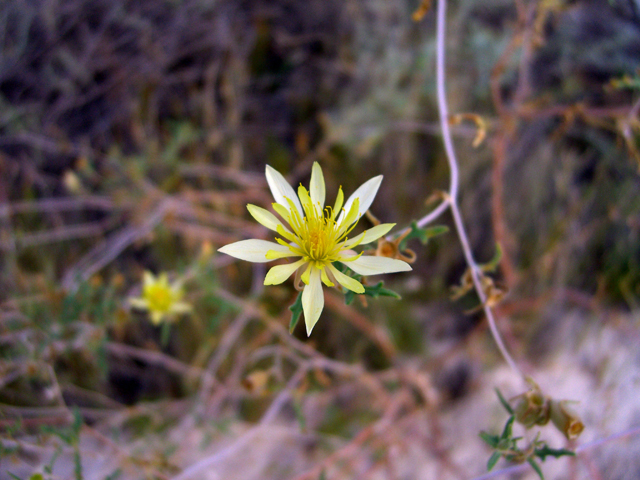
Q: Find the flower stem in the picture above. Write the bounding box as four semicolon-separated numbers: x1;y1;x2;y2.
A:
434;0;522;378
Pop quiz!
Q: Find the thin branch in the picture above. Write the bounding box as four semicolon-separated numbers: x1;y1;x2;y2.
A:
62;199;170;291
434;0;522;378
170;365;310;480
106;342;208;380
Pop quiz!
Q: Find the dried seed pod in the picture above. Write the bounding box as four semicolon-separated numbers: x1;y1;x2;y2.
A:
549;400;584;440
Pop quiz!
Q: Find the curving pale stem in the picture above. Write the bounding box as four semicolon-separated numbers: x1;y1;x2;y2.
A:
435;0;522;377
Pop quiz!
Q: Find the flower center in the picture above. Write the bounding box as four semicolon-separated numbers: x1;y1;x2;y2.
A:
274;186;361;267
300;206;337;263
145;285;174;313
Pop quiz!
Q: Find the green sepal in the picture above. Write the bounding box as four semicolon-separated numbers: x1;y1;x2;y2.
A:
289;291;304;333
398;221;449;250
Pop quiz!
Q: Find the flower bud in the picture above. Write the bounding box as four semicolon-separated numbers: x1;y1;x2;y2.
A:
513;388;550;428
549;400;584;440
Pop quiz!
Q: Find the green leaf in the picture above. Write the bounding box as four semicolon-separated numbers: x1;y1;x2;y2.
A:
534;445;576;460
495;388;514;414
8;474;23;480
364;281;401;300
500;416;515;440
527;457;545;480
344;280;401;305
289;291;304;333
344;290;356;305
487;452;501;471
479;431;500;448
319;470;327;480
398;222;449;250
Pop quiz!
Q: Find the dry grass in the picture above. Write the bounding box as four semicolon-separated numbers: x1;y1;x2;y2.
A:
2;0;640;479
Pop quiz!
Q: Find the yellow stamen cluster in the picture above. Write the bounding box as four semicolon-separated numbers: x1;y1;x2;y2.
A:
296;187;356;263
144;282;176;313
268;185;362;273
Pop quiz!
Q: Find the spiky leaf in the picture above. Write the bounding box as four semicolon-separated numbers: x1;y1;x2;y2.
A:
534;445;576;460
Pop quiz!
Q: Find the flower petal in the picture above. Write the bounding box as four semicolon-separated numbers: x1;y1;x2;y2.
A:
170;302;193;314
266;248;302;260
328;265;364;293
265;165;303;217
157;273;170;287
264;259;306;285
302;268;324;336
143;271;155;287
331;186;344;220
338;175;383;223
337;198;360;236
344;255;412;276
309;162;326;210
320;267;335;287
247;204;291;234
297;185;315;218
218;239;291;263
129;298;149;310
150;311;164;325
271;202;293;225
344;223;395;248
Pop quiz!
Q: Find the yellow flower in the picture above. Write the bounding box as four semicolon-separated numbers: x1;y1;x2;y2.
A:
218;162;411;335
129;271;192;325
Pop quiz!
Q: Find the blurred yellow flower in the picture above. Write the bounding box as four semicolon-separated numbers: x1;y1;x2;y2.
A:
129;271;192;325
218;162;411;336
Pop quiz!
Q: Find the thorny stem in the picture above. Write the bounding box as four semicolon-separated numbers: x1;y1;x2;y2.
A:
431;0;523;378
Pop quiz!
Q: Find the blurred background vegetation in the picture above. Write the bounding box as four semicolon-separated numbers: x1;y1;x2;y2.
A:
1;0;640;479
